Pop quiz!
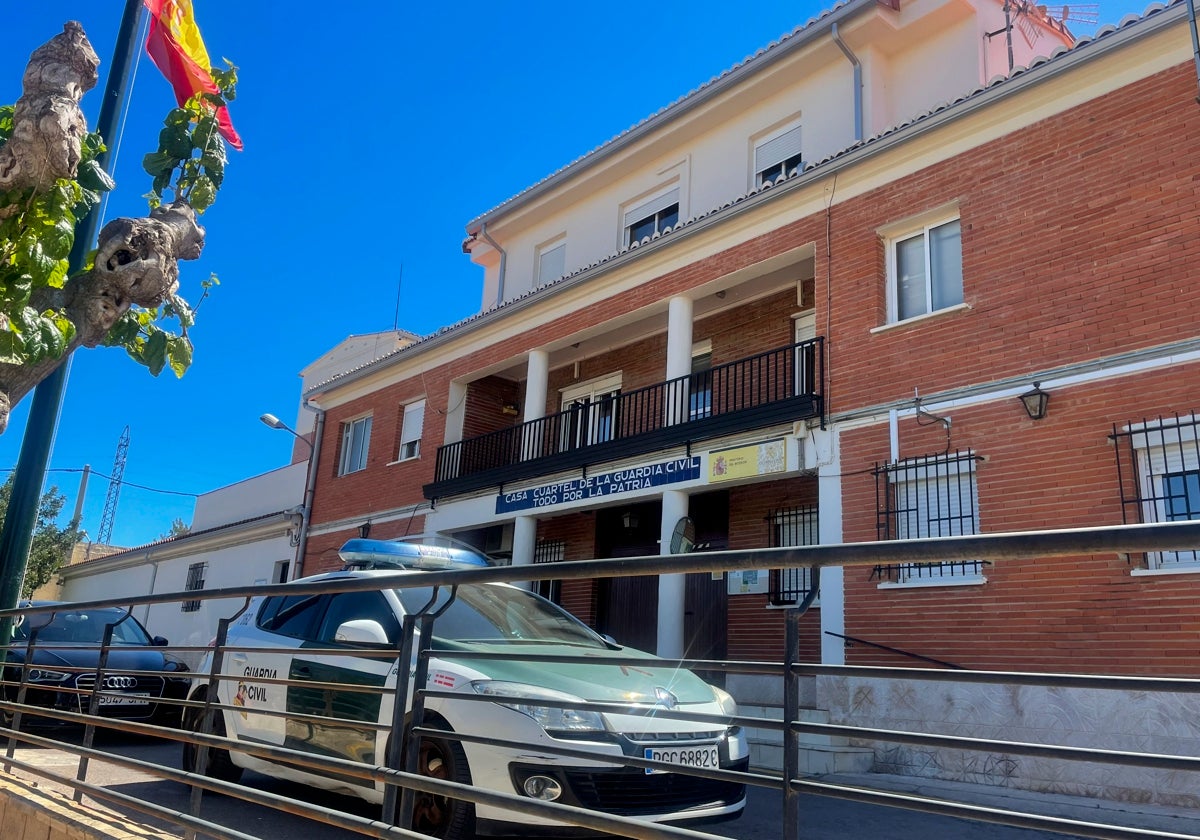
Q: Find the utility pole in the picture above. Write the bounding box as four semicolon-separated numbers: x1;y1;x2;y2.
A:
0;0;145;614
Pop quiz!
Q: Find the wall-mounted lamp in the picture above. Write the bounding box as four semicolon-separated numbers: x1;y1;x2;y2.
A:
1018;382;1050;421
358;521;372;539
622;510;639;530
501;401;520;416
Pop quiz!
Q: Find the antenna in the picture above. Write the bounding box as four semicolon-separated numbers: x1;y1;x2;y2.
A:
1040;3;1099;26
392;263;403;331
97;426;129;545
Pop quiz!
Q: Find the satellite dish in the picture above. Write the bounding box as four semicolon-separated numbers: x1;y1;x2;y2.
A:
669;517;697;554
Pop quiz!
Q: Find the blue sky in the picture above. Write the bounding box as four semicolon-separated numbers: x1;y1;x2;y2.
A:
2;0;1150;547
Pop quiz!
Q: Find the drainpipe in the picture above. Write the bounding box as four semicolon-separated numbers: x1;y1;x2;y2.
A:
1188;0;1200;101
831;23;863;142
479;222;508;307
293;400;325;581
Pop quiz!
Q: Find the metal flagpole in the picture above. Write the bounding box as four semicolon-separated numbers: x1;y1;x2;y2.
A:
0;0;146;613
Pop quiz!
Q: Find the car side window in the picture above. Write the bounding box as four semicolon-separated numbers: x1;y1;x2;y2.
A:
258;594;326;639
316;591;400;645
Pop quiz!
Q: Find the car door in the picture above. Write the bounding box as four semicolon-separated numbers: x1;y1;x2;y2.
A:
223;593;326;748
284;590;401;778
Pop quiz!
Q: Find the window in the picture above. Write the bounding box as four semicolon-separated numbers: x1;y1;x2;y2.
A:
768;505;818;606
536;240;566;287
398;399;425;461
317;591;401;645
1112;412;1200;570
624;188;679;246
888;216;963;322
754;123;803;187
257;593;326;639
272;559;290;584
181;562;207;612
689;343;713;421
873;451;986;585
561;373;622;449
533;539;566;603
339;414;372;475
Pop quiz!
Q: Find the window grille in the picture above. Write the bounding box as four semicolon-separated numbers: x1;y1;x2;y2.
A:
182;561;207;613
768;505;818;605
533;539;566;602
872;450;986;583
1111;411;1200;568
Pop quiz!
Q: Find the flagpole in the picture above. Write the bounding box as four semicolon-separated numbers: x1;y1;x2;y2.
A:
0;0;146;613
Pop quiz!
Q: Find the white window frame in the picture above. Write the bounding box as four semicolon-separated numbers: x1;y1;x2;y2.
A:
536;238;566;287
880;454;985;588
622;187;680;247
561;372;622;447
338;414;372;476
753;122;803;188
883;209;964;324
689;340;713;421
397;399;425;462
1126;421;1200;573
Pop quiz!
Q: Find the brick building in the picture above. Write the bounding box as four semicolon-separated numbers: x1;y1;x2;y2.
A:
296;0;1200;800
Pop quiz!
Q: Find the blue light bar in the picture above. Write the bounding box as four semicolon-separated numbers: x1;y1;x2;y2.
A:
338;538;491;570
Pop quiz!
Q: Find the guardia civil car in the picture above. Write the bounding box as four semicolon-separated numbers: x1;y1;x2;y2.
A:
184;538;747;838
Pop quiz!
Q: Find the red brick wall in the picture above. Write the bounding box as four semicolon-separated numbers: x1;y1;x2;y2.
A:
462;376;521;439
838;368;1200;676
536;514;598;625
725;479;822;662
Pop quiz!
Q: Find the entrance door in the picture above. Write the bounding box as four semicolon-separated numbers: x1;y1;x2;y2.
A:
594;502;660;651
683;491;729;684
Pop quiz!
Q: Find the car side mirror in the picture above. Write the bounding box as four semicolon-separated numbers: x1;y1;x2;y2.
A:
335;619;390;646
151;636;169;647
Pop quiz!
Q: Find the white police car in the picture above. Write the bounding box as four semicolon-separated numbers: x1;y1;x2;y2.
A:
183;538;747;838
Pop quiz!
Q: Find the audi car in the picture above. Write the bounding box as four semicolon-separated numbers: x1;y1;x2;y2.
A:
3;603;191;725
185;538;747;838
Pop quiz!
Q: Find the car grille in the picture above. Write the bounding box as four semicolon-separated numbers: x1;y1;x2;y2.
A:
562;758;748;815
73;673;165;713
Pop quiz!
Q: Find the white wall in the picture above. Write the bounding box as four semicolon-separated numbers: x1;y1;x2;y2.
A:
192;462;305;530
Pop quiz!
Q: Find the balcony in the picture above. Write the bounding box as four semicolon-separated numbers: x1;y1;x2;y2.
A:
424;338;824;500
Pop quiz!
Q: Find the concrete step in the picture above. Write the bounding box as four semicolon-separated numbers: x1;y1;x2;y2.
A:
742;704;875;776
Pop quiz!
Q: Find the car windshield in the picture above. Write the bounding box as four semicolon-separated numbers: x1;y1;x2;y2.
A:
394;584;607;649
13;608;153;646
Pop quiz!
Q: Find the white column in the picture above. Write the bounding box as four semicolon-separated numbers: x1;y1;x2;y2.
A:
510;515;537;591
522;349;550;460
814;427;846;666
657;489;689;658
665;296;694;426
524;350;549;423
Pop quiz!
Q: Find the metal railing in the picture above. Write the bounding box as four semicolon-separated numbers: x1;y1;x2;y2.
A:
0;519;1198;840
426;338;824;498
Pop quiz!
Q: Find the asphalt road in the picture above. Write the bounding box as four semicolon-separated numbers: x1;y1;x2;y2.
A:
6;730;1074;840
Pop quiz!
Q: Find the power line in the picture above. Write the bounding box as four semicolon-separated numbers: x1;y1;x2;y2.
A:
0;467;201;498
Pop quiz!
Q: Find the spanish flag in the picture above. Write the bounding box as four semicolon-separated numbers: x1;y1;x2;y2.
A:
142;0;243;150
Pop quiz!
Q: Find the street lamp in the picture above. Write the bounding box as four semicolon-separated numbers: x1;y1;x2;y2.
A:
261;412;317;581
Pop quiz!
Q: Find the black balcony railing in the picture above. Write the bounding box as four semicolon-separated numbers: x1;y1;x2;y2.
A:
425;338;824;499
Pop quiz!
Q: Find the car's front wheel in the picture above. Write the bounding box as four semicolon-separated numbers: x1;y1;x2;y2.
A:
410;725;474;840
181;689;243;783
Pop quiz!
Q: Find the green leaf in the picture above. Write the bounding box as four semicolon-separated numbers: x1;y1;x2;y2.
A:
40;216;75;260
166;335;193;377
77;159;116;193
143;328;169;376
44;259;68;289
143;150;179;179
101;310;141;348
0;105;14;140
189;174;216;213
0;328;25;365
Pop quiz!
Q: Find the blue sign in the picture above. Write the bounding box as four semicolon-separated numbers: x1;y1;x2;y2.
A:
496;456;702;514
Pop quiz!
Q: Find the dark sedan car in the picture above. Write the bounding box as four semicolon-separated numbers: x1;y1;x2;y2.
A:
3;604;190;725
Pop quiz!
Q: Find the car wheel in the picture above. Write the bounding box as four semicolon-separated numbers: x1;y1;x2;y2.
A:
410;727;474;840
181;689;243;783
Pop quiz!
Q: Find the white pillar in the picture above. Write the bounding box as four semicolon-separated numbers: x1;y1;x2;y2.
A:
510;515;537;591
524;350;550;423
814;427;846;666
657;489;689;658
665;296;694;426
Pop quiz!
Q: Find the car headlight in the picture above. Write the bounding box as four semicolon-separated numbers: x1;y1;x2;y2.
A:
712;686;738;718
470;681;606;733
27;668;71;683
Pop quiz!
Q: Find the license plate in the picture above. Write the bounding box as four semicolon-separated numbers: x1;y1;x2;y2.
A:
643;744;720;775
97;693;151;707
